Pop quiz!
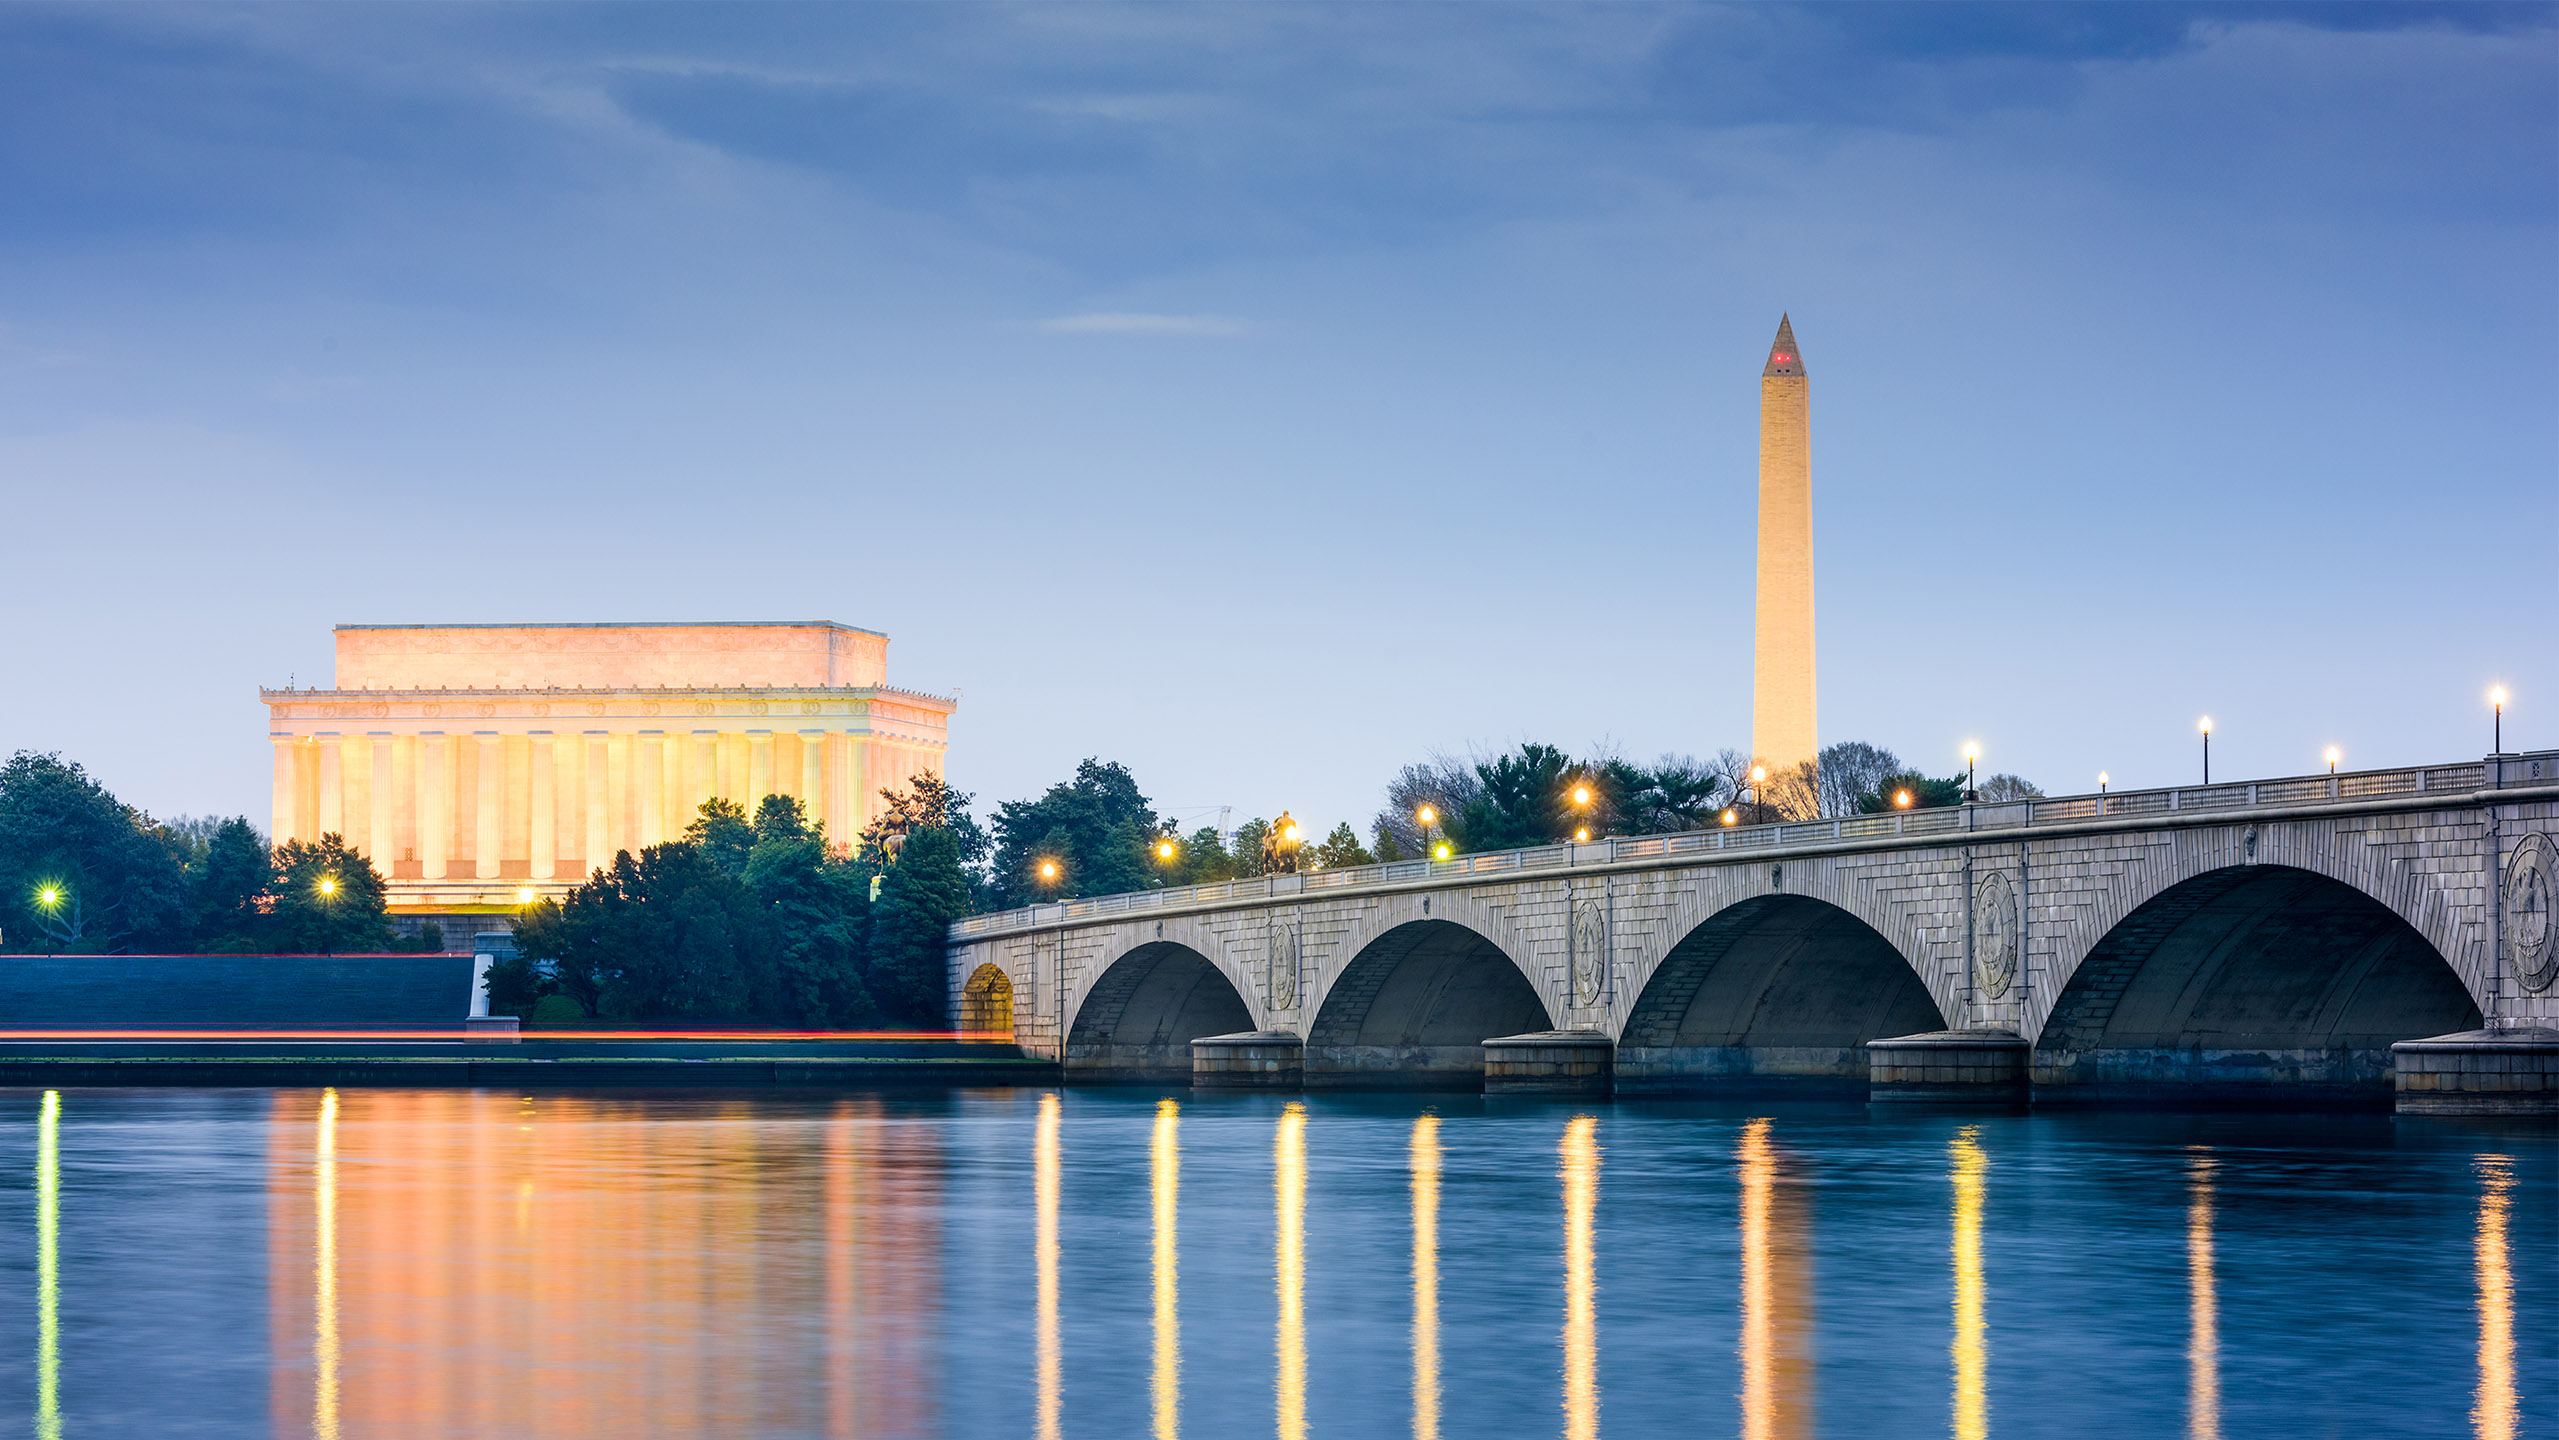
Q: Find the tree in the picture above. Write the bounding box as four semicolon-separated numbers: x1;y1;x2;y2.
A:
1818;742;1904;819
1861;771;1967;813
1613;754;1731;834
1177;826;1237;883
871;823;973;1027
858;771;992;885
1228;818;1272;878
1371;754;1482;859
746;813;876;1027
1977;773;2045;802
684;797;755;876
1458;743;1575;851
988;760;1161;906
268;835;395;954
190;817;273;952
1309;822;1372;870
0;751;192;953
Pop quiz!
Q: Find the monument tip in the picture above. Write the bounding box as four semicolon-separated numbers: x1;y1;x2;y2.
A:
1763;314;1804;378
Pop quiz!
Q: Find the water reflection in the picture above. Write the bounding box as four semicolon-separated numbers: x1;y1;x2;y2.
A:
1276;1102;1308;1440
1410;1113;1442;1440
264;1091;942;1436
1035;1093;1063;1440
2185;1149;2219;1440
1737;1119;1816;1440
313;1088;340;1440
1153;1097;1182;1440
1950;1126;1987;1440
2474;1155;2516;1440
34;1090;59;1440
1560;1115;1601;1440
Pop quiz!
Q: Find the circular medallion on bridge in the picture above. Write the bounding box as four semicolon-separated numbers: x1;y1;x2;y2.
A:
2508;832;2557;994
1571;900;1607;1007
1973;870;2019;1001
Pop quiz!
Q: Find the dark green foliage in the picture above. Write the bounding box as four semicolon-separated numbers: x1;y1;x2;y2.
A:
1456;742;1575;851
857;771;992;887
872;824;973;1027
1371;825;1405;863
1310;822;1373;870
504;796;884;1026
267;835;396;954
1177;826;1237;883
1860;772;1969;812
988;759;1161;906
189;817;274;950
0;751;193;953
1228;818;1272;878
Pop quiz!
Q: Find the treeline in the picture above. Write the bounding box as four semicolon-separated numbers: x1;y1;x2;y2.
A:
973;741;2044;909
0;752;423;955
490;778;975;1029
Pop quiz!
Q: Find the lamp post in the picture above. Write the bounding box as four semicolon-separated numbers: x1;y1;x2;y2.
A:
2491;686;2507;755
1894;789;1913;810
1961;743;1979;802
35;886;61;958
2197;716;2212;785
2324;747;2340;776
2098;771;2109;795
317;875;339;957
1749;765;1767;825
1568;782;1594;844
1035;858;1063;1055
1416;804;1442;863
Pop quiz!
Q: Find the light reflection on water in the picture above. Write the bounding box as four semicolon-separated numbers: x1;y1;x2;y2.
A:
2187;1148;2219;1440
1949;1125;1987;1440
0;1090;2550;1439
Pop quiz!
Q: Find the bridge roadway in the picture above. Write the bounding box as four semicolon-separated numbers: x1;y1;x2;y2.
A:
947;753;2559;1109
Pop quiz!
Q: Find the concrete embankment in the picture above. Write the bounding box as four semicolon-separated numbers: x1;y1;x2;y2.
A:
0;1038;1059;1088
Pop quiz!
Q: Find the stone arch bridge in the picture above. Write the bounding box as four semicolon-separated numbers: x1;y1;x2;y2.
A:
948;754;2559;1107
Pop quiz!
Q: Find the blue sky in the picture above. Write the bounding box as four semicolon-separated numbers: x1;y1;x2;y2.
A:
1;3;2551;839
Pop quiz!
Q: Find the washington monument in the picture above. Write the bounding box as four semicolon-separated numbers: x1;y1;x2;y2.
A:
1752;314;1817;778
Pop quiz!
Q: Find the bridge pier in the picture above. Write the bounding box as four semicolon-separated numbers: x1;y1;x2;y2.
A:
1192;1031;1304;1090
2391;1029;2559;1116
1867;1031;2030;1105
1482;1031;1614;1096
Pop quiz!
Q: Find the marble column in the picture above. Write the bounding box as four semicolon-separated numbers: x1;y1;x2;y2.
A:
660;733;683;837
271;737;299;848
317;735;344;838
695;732;719;812
606;734;631;866
419;734;448;880
529;733;556;880
475;734;503;880
369;736;395;868
748;733;772;809
585;733;610;874
639;734;667;849
800;731;825;834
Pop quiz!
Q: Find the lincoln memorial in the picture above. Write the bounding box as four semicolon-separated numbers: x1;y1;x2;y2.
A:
262;622;955;917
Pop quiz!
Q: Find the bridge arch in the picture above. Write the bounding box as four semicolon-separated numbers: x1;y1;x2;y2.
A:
1617;892;1949;1093
1306;913;1553;1089
958;962;1013;1037
1065;938;1256;1083
2033;846;2483;1099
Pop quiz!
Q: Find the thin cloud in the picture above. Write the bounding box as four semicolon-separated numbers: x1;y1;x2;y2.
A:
1038;312;1249;336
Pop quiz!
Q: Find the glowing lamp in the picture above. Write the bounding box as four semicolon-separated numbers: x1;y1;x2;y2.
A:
2323;747;2341;771
1571;786;1592;807
1157;840;1176;860
1721;809;1738;826
1038;860;1059;880
517;887;536;905
37;886;60;907
318;877;338;897
1895;790;1912;808
1962;742;1980;762
1416;805;1437;827
2491;686;2508;707
1432;843;1451;860
1574;827;1590;843
1284;825;1302;843
1750;765;1766;784
2197;716;2212;735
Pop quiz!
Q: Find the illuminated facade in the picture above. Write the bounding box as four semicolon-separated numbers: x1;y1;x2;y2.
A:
263;622;954;914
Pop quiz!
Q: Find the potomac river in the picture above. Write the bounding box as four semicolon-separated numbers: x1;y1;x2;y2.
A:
0;1087;2547;1438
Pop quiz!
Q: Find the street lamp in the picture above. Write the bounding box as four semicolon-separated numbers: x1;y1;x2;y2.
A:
1749;765;1767;825
1721;808;1738;827
1895;789;1913;809
1416;804;1440;861
1962;743;1979;801
517;886;537;906
2198;716;2212;785
2097;771;2109;795
2324;747;2341;775
317;874;339;957
2490;686;2508;755
34;885;61;957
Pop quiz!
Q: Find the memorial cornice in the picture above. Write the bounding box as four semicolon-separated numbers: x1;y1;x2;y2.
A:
260;683;956;723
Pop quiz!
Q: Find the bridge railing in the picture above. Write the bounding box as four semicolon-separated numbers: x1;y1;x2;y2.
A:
949;751;2550;939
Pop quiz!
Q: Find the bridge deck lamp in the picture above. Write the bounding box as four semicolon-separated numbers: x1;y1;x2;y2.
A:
2197;716;2212;785
2491;686;2507;754
1895;789;1913;809
318;874;340;956
2324;747;2341;775
1962;743;1979;801
2097;771;2109;795
35;885;61;957
1573;827;1591;844
1432;842;1451;861
1721;809;1738;827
